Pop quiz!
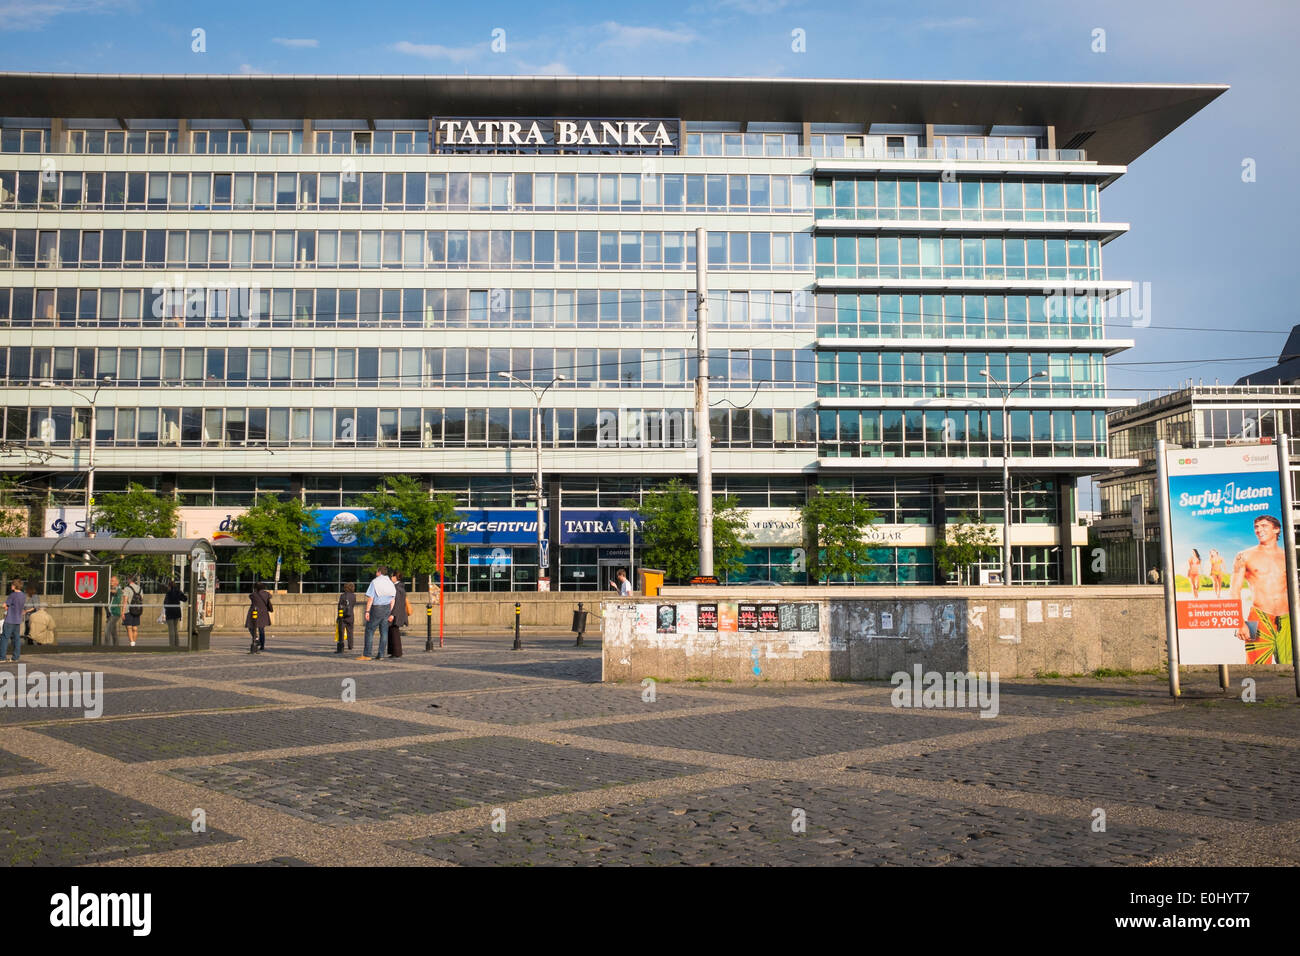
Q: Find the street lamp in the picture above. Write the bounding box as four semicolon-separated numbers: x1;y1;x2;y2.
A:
979;368;1047;585
40;375;113;538
499;371;566;591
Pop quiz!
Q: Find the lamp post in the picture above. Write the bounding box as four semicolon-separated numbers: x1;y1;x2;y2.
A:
40;375;113;538
499;372;566;591
979;369;1047;585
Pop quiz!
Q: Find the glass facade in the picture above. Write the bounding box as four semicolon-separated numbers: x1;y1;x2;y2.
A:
0;79;1145;589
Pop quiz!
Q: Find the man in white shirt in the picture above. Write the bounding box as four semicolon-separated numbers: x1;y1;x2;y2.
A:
611;568;633;596
361;565;396;661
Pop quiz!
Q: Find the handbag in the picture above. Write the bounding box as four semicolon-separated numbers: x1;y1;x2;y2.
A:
156;609;167;624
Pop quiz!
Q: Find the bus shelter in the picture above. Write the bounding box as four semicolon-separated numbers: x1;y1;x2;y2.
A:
0;537;218;650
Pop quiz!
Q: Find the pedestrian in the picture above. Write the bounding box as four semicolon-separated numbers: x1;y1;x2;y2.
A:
121;574;143;647
163;579;187;646
2;578;26;662
388;572;410;658
336;581;356;654
610;568;633;596
361;565;395;661
1146;566;1161;585
106;575;122;646
245;581;273;654
22;583;39;644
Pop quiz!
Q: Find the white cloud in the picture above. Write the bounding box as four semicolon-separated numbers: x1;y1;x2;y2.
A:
238;63;268;75
391;39;482;63
0;0;131;30
711;0;797;12
599;21;697;47
535;61;572;75
272;37;318;48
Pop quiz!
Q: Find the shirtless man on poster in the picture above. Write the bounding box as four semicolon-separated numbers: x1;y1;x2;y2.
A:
1229;514;1289;646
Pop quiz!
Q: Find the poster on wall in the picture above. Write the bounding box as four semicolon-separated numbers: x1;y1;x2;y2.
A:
718;602;739;633
758;604;780;631
656;604;677;634
737;603;759;631
697;604;719;631
1164;445;1293;665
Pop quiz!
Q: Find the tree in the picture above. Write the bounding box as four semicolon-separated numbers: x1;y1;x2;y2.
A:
935;512;1001;585
801;485;882;583
0;476;35;587
91;483;179;582
231;495;321;587
352;475;459;587
623;478;750;582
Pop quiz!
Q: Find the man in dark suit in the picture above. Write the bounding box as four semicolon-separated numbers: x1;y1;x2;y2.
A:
388;572;408;658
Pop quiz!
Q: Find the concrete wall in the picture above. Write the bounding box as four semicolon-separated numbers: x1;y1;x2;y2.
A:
602;586;1166;681
35;591;609;642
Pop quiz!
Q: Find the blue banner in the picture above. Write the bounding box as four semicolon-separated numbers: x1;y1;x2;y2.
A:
312;508;641;548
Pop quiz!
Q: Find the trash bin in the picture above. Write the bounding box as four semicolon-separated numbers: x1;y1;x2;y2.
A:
571;608;589;635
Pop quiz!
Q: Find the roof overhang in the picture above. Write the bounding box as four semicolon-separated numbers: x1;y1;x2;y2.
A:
0;74;1227;166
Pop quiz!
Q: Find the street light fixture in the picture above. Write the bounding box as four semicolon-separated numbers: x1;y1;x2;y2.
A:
40;375;113;538
499;371;566;591
979;368;1048;585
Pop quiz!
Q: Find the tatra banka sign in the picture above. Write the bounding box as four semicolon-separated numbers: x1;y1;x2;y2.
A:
434;118;679;153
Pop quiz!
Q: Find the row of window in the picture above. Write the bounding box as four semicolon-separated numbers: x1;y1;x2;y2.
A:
2;345;816;389
815;350;1106;399
1107;406;1300;458
14;405;818;449
815;177;1100;223
0;169;815;213
0;286;815;331
815;235;1103;281
80;470;1058;520
816;292;1104;340
816;408;1109;459
0;228;815;271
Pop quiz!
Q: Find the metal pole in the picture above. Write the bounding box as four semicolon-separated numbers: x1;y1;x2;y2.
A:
1001;398;1011;585
512;601;521;650
535;397;545;591
1155;439;1180;697
85;400;96;538
695;226;714;576
1277;433;1300;697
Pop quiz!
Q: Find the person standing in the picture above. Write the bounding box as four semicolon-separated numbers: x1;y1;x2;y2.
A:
388;572;409;658
336;581;357;654
121;574;143;647
163;579;187;647
106;575;122;646
610;568;633;596
361;566;395;661
245;582;273;654
2;579;26;662
22;583;39;644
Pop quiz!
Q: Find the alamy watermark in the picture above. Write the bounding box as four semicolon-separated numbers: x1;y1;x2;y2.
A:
1042;283;1151;328
0;665;103;718
890;665;999;718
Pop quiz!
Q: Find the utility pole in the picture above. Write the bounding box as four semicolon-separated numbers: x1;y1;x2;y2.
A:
695;227;713;576
500;372;565;591
980;369;1046;585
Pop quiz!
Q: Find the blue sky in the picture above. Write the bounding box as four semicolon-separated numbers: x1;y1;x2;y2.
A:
0;0;1296;402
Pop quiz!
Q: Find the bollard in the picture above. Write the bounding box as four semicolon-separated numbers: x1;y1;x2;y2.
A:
425;604;433;652
250;608;259;654
335;606;345;654
572;601;588;647
513;602;522;650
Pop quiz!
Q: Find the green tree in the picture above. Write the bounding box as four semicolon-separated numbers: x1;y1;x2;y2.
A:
231;495;321;587
801;485;882;583
352;475;459;587
623;478;750;582
0;476;36;587
935;512;1001;585
90;483;180;582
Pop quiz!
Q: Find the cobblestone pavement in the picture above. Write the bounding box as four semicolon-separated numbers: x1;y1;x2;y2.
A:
1;633;1298;866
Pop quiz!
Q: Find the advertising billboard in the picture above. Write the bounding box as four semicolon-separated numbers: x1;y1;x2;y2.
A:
1164;445;1293;666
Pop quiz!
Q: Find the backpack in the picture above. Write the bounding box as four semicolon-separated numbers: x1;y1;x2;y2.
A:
128;586;143;617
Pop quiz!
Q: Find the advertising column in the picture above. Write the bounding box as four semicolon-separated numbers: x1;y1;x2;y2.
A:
1162;443;1293;669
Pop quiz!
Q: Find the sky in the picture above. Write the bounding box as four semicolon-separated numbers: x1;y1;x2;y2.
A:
0;0;1295;403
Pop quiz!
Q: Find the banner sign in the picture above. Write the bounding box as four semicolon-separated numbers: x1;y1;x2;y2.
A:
1164;445;1293;665
63;565;108;604
434;117;679;154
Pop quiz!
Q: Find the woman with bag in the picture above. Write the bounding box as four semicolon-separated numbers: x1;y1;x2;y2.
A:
388;572;410;658
245;582;273;654
336;581;357;653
